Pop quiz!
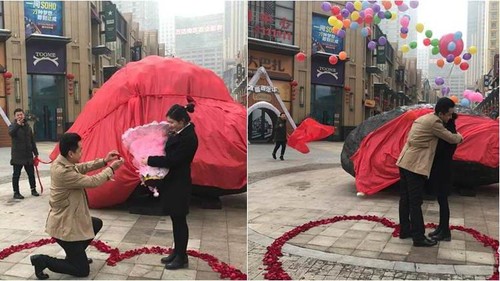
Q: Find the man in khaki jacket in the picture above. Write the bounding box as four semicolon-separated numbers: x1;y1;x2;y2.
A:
29;133;124;280
397;97;462;247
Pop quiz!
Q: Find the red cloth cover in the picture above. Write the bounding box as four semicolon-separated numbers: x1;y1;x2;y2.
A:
351;109;499;195
288;118;336;153
50;56;247;208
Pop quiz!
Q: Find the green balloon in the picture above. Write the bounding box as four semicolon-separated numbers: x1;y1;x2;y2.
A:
431;38;439;46
385;11;392;19
409;41;417;49
432;46;439;55
374;15;381;24
425;30;433;38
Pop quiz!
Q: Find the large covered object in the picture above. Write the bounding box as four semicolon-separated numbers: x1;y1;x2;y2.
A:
342;105;499;195
50;56;247;208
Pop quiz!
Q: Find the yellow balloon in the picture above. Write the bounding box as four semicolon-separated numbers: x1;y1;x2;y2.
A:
401;45;410;53
354;1;362;11
351;11;360;21
334;19;343;29
328;16;336;26
391;11;397;20
416;23;424;33
469;46;477;55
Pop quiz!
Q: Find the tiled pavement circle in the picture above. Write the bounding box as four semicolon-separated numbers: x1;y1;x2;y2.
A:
0;176;246;280
247;143;498;280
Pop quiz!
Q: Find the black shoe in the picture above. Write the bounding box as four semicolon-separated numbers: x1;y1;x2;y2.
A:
431;231;451;241
31;190;40;196
165;255;188;270
280;155;284;161
30;255;49;280
428;227;442;237
272;153;277;160
413;237;437;247
13;193;25;199
399;232;412;239
160;253;176;264
88;258;93;264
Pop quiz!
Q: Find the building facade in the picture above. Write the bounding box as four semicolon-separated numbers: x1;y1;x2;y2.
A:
114;1;159;31
174;14;224;77
465;0;486;89
0;1;160;145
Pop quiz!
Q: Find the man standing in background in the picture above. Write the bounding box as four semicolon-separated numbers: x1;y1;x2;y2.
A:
8;108;40;199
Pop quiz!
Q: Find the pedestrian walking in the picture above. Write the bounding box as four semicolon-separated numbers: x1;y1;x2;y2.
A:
272;113;287;161
30;133;124;279
396;98;462;247
8;108;39;199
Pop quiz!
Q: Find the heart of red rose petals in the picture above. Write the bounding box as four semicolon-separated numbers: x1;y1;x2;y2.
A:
0;238;247;280
262;215;499;280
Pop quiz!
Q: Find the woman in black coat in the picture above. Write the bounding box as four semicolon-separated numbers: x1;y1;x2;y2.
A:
143;102;198;270
427;113;458;241
272;112;287;160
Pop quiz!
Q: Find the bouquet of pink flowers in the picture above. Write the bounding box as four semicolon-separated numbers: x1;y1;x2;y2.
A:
122;121;170;197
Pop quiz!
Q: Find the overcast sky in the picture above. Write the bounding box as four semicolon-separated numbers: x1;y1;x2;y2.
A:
157;0;225;17
416;0;468;44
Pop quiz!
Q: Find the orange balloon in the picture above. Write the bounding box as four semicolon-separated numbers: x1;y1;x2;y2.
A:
437;59;445;68
400;33;408;39
454;56;461;65
382;0;392;10
339;51;348;60
450;96;459;103
332;27;341;34
343;19;351;29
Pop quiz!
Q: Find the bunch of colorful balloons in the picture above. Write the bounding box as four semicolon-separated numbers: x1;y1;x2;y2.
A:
460;89;484;107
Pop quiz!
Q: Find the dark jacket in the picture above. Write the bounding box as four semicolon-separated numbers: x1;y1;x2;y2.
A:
148;123;198;216
8;121;38;165
274;118;287;142
427;115;458;196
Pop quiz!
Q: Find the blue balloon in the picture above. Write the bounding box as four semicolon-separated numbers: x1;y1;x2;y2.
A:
454;31;463;40
448;41;456;51
350;22;359;29
362;1;370;10
361;28;369;37
460;98;470;107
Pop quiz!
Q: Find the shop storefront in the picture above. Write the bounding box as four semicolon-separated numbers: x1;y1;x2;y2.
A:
310;14;344;141
24;1;70;141
248;1;298;143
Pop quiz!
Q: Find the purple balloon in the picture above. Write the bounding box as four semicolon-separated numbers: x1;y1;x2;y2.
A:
378;36;387;45
377;11;386;19
342;8;351;18
463;53;472;60
400;27;409;34
346;2;355;12
321;2;332;12
398;3;409;12
337;29;346;38
410;0;419;8
441;87;450;95
435;77;445;86
368;41;377;50
359;11;365;19
446;54;455;63
372;3;381;13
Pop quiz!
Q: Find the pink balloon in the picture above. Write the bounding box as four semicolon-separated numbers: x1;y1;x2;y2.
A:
439;33;464;58
463;90;474;100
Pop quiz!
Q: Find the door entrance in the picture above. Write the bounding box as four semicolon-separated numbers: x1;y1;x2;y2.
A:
248;108;278;143
28;75;65;141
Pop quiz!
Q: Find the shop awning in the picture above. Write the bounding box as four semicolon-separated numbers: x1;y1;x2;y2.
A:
248;38;300;56
26;34;71;44
92;45;112;55
0;29;12;42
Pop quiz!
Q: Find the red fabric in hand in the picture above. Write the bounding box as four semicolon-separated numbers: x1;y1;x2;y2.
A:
351;109;499;195
288;118;335;154
49;57;247;208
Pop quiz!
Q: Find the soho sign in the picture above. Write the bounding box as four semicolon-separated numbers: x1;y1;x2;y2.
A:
316;66;338;80
33;51;59;67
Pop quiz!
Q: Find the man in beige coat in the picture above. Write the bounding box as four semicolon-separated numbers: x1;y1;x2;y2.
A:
29;133;124;280
397;97;463;247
